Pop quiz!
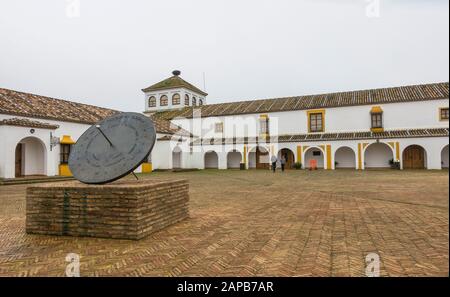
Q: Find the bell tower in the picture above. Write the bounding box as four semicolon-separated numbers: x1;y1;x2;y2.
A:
142;70;208;112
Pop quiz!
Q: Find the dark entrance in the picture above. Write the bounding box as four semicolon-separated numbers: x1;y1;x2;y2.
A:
256;147;269;169
15;143;23;177
279;149;295;169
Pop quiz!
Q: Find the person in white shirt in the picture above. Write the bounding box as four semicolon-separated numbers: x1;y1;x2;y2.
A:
271;155;278;173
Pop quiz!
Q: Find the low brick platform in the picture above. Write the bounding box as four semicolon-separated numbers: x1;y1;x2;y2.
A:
26;179;189;240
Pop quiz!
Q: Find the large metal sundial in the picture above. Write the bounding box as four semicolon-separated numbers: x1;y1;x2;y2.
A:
68;112;156;184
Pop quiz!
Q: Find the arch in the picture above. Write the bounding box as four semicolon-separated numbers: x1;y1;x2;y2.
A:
204;151;218;169
227;150;242;169
160;95;168;106
192;97;197;106
185;94;190;106
277;148;295;169
172;93;181;105
148;96;156;108
334;146;356;169
14;136;47;177
304;146;325;169
441;145;449;169
248;146;270;169
226;147;244;154
402;145;427;169
364;142;393;169
199;98;203;106
172;146;182;169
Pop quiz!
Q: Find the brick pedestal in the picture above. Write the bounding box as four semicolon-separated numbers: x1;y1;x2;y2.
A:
26;179;189;240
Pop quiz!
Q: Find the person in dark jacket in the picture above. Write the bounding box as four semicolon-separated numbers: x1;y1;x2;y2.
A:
280;155;287;172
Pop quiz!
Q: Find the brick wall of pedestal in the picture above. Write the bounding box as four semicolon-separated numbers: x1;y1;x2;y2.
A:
26;180;189;240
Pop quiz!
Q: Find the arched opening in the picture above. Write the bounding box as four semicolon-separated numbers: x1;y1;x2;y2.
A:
204;151;218;169
227;150;242;169
160;95;168;106
403;145;427;169
172;93;181;105
172;146;182;169
277;148;295;169
15;137;46;177
304;147;325;169
442;145;449;169
334;146;356;169
364;142;393;169
148;96;156;108
248;146;270;169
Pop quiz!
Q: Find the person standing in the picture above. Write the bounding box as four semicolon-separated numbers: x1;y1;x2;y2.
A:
271;155;278;173
281;155;287;172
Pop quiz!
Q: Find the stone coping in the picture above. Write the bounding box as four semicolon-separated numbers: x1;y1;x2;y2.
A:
27;179;188;190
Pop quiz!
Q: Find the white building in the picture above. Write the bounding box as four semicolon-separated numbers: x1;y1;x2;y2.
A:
0;86;189;179
147;72;449;171
0;71;448;180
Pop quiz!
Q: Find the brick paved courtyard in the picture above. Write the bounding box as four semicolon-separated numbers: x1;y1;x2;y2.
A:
0;170;448;276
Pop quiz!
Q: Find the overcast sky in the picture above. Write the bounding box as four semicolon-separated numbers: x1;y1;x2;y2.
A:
0;0;448;112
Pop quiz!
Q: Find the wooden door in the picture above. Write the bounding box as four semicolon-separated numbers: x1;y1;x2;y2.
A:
403;145;425;169
281;149;295;169
15;144;23;177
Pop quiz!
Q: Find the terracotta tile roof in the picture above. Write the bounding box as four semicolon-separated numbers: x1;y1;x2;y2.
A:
142;73;208;96
0;87;189;135
147;114;192;137
157;135;173;141
153;82;449;120
191;128;449;145
157;135;188;141
0;117;59;129
0;88;119;125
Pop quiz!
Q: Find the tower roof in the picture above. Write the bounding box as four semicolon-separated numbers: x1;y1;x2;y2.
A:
141;70;208;96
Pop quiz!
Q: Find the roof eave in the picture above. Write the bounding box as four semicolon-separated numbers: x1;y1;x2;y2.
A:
141;86;208;96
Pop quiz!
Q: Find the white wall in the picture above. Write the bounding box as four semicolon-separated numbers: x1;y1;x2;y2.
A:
0;114;93;178
364;143;393;168
0;124;55;178
334;146;356;168
227;151;242;169
21;137;46;175
171;99;449;138
190;136;448;171
248;152;256;168
204;151;218;168
441;145;449;169
0;114;184;177
172;145;182;169
150;137;172;170
144;87;206;112
304;147;325;168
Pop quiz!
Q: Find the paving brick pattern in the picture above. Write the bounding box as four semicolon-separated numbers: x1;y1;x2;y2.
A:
0;170;448;276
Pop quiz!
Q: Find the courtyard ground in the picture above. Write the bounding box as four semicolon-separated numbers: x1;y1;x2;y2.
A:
0;169;448;276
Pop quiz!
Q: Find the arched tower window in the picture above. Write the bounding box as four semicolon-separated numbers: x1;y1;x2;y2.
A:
199;98;203;106
148;96;156;107
172;93;180;105
192;97;197;106
160;95;168;106
185;94;190;106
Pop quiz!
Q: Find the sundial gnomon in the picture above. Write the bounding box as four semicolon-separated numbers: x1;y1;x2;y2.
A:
69;112;156;184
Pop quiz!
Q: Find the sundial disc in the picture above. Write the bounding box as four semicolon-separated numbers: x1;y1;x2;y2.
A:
68;112;156;184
